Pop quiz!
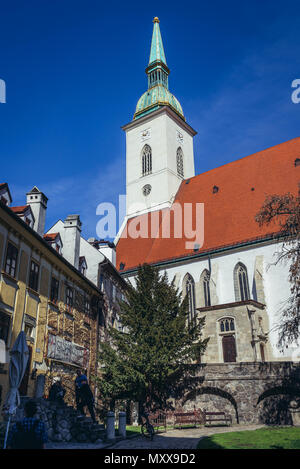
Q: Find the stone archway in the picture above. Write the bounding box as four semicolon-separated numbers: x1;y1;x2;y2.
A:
182;386;239;424
256;385;300;425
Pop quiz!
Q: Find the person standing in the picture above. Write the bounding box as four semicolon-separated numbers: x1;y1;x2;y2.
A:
7;399;48;449
75;369;88;412
48;377;66;404
74;369;97;423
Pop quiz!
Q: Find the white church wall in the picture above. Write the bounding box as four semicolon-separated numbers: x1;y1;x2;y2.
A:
78;237;105;287
123;240;299;362
46;220;105;288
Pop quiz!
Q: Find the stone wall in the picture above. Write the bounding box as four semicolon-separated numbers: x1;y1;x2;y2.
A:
176;362;300;425
7;398;104;443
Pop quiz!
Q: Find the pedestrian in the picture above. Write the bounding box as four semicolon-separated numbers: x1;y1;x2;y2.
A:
75;369;88;412
48;377;66;404
7;399;48;449
75;369;97;423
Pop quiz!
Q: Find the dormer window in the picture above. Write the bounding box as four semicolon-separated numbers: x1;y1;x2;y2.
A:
0;183;12;206
43;232;63;254
79;256;88;276
10;205;35;228
294;158;300;167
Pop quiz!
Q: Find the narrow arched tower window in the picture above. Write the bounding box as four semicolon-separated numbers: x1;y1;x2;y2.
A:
184;273;196;324
176;147;184;178
142;144;152;177
201;269;211;307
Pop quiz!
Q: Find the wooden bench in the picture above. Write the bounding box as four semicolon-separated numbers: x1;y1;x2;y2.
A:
204;410;232;427
173;410;203;429
149;411;167;433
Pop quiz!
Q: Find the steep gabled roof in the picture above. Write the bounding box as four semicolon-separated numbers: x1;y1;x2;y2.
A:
116;137;300;272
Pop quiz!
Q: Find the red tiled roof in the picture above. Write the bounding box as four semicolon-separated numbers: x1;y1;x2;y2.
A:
10;205;30;214
116;137;300;272
43;232;59;241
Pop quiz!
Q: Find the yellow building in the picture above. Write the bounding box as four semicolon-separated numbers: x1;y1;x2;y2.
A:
0;183;106;408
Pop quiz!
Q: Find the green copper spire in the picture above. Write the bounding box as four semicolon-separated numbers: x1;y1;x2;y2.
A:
133;18;184;121
149;17;167;66
146;17;170;90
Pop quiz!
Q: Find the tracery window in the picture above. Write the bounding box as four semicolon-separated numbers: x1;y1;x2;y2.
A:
142;144;152;177
202;270;211;307
220;318;235;333
184;273;196;324
176;147;184;178
236;263;250;301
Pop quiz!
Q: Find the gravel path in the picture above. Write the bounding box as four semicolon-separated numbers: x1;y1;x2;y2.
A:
45;424;265;450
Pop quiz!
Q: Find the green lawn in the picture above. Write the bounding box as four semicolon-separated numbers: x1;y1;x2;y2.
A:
197;427;300;449
124;426;142;437
123;425;168;437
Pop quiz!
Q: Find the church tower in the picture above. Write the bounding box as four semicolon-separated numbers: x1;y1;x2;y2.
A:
123;18;197;219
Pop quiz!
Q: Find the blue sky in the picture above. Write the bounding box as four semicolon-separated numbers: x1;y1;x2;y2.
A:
0;0;299;239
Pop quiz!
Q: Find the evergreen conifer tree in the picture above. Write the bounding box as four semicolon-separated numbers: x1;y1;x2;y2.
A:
96;264;208;412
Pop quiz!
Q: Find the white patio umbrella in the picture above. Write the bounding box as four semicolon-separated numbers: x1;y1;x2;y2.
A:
3;331;29;449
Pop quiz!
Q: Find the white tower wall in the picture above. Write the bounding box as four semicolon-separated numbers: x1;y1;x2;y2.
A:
124;108;196;218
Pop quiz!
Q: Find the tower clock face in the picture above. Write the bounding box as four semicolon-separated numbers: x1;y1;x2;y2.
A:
141;128;151;142
142;184;152;196
176;130;184;144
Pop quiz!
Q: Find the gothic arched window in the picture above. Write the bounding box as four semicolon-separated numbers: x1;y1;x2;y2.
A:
220;318;235;333
142;144;152;177
201;269;211;307
234;263;250;301
184;273;196;324
176;147;184;178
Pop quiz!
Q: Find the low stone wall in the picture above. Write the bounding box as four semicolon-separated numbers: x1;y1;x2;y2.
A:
7;398;104;443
